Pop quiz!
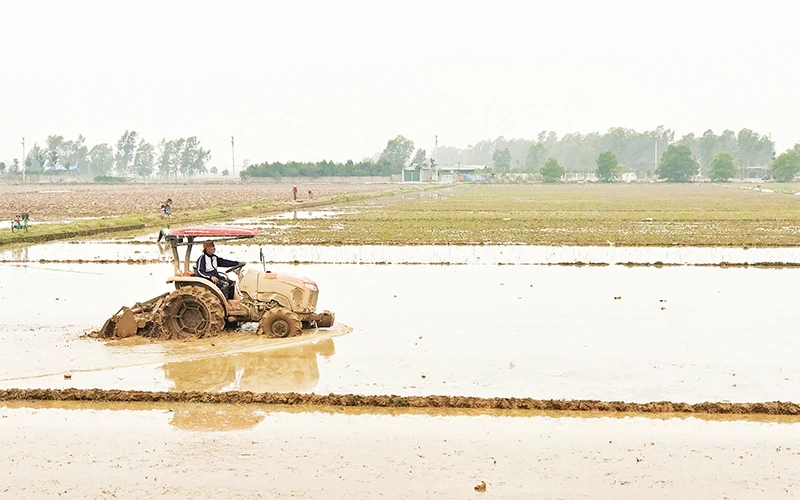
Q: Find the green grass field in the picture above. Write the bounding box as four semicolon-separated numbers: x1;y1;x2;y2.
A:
251;183;800;247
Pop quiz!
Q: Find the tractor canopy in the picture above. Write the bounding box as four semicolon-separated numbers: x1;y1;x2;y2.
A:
160;226;260;275
166;226;260;238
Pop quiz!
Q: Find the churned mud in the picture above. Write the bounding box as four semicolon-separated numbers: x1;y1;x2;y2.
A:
1;388;799;415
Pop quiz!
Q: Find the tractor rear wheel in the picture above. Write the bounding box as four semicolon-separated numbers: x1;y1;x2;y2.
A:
158;285;225;340
258;307;302;338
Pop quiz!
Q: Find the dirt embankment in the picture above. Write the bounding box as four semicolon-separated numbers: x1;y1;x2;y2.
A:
1;389;798;415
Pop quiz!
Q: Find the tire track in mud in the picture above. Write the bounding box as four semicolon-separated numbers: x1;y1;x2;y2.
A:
1;389;799;415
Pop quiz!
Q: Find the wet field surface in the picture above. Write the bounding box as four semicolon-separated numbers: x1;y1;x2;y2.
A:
4;238;800;266
3;235;800;497
2;402;799;499
2;249;800;403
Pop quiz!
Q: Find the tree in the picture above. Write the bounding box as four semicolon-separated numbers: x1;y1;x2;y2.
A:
222;169;230;176
0;162;5;175
25;144;46;173
737;128;760;172
540;157;564;182
709;152;736;181
210;166;218;175
11;158;19;174
697;129;719;168
60;135;88;170
409;148;427;169
596;150;621;182
770;149;800;182
156;139;175;178
178;136;211;177
655;145;699;182
87;143;115;177
492;148;511;171
133;139;155;178
378;135;415;172
115;130;139;175
45;135;64;169
525;143;546;172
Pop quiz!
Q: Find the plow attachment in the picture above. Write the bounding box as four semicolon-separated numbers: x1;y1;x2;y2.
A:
95;293;170;339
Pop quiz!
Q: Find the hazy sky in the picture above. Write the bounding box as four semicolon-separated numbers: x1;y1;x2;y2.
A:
2;0;799;167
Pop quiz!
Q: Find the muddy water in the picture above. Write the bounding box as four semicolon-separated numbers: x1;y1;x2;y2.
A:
2;261;800;403
4;241;800;265
1;402;799;499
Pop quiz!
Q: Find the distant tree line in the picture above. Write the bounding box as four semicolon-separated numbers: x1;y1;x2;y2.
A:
241;128;789;182
2;131;211;179
452;127;800;183
242;135;432;178
447;127;777;176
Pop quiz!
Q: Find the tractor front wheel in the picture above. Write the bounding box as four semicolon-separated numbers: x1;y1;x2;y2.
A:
258;308;302;338
158;286;225;340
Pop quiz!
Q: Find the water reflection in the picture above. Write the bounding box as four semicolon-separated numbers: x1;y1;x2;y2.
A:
163;339;335;393
168;405;268;432
9;246;29;261
163;339;336;431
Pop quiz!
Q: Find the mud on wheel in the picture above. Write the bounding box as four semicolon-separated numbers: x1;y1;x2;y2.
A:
258;307;302;338
158;285;225;340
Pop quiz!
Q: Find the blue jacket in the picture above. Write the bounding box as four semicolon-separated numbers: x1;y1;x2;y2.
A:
196;252;239;280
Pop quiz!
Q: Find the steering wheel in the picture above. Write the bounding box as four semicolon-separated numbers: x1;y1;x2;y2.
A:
228;262;246;273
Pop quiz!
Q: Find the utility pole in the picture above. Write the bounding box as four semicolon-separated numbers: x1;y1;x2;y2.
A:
21;137;26;183
434;134;439;178
231;136;235;178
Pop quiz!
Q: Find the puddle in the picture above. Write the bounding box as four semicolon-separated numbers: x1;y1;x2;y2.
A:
227;210;350;227
1;403;799;498
4;240;800;266
2;262;800;403
263;210;348;220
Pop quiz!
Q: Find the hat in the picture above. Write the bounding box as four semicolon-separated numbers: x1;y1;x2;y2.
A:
202;240;215;249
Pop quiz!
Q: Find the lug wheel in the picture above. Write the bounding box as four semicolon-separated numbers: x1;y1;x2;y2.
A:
258;307;302;338
159;286;225;339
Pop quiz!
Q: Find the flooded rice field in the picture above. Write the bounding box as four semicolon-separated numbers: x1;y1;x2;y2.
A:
2;402;800;499
2;257;800;403
4;234;800;498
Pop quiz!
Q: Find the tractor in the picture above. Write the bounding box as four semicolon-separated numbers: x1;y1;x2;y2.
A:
97;226;334;340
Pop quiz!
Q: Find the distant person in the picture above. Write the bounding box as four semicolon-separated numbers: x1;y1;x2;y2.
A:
308;189;313;199
161;198;173;216
195;240;241;300
292;186;298;201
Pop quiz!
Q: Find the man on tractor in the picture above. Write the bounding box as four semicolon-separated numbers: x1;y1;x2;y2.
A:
195;240;241;300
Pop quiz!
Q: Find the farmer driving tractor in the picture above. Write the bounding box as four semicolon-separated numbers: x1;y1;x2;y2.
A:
195;240;241;300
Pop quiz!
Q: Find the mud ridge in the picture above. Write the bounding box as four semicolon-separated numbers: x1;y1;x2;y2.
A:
5;259;800;269
1;389;799;415
1;223;147;246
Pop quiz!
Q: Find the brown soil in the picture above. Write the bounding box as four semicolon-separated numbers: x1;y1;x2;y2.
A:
0;183;395;220
1;389;798;415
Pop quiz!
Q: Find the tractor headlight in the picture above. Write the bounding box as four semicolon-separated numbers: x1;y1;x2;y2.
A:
304;282;318;292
